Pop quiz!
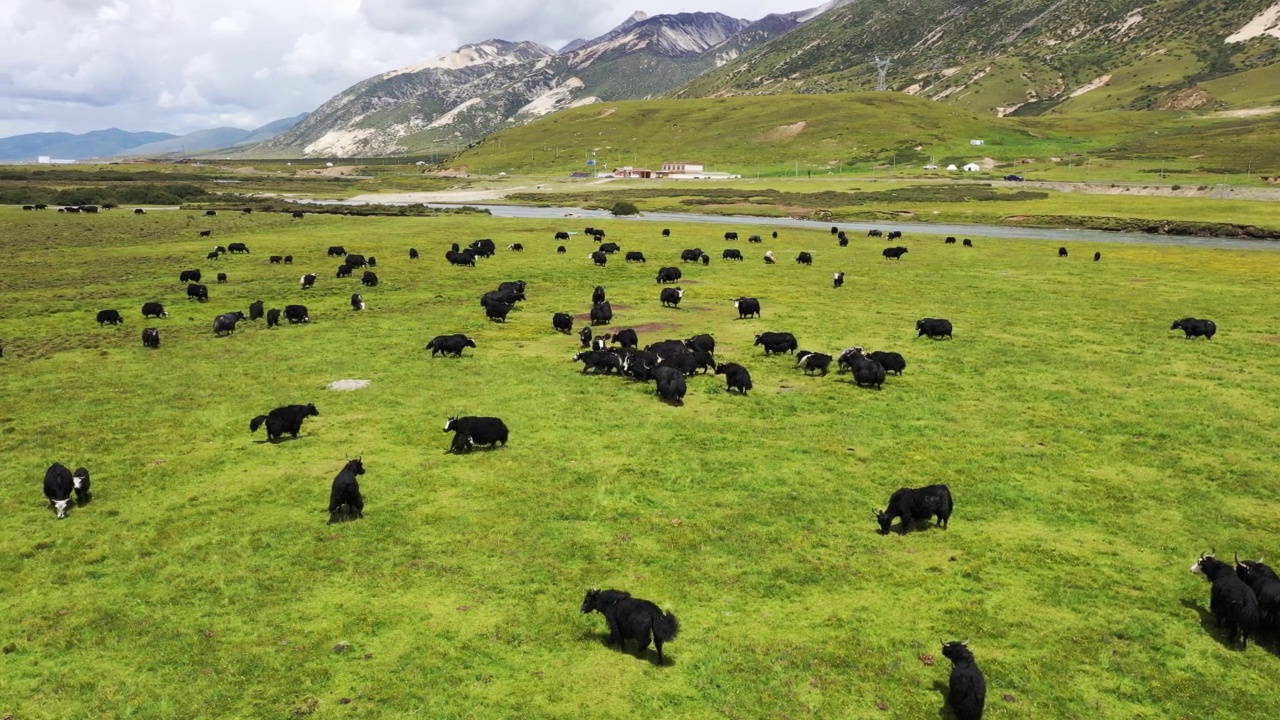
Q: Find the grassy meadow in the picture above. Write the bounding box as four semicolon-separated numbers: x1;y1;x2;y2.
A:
1;206;1279;718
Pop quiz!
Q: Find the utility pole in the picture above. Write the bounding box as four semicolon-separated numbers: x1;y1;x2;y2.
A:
874;56;892;92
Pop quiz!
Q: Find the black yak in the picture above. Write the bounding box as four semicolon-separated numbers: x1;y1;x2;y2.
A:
877;484;953;535
916;318;953;340
1171;317;1216;340
425;334;476;357
142;302;169;318
942;641;986;720
250;403;320;442
715;362;752;395
71;467;92;505
444;416;508;449
44;463;75;519
142;328;160;348
96;309;124;326
581;588;679;664
1191;552;1260;648
735;297;761;319
328;458;365;524
553;312;573;333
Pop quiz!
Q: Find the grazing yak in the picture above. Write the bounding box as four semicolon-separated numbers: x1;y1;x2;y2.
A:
716;362;752;395
1094;251;1101;261
656;266;682;283
557;246;567;254
328;458;365;524
942;641;987;720
44;463;75;519
652;365;687;406
883;246;908;260
206;251;220;260
351;293;366;311
1171;317;1216;340
660;287;685;308
916;318;953;340
661;228;671;237
839;236;849;248
141;302;168;319
877;484;953;535
251;403;320;442
213;312;244;336
367;257;377;267
723;248;743;261
590;301;613;326
754;332;797;355
764;251;776;264
724;231;739;241
266;308;281;328
700;254;710;265
796;251;813;265
96;309;124;326
868;350;907;376
590;251;608;266
795;350;832;376
362;271;379;287
444;416;509;450
749;235;762;243
284;304;310;324
409;248;419;259
426;334;476;357
833;272;844;289
336;264;352;278
248;300;264;321
484;300;513;322
685;334;715;354
509;243;524;252
945;236;957;244
599;242;620;254
205;210;217;217
680;248;703;263
553;312;574;334
963;238;974;247
142;328;160;348
270;255;282;264
1192;552;1260;648
626;251;646;263
574;350;623;375
199;230;213;238
592;285;607;304
469;239;496;257
179;269;202;283
734;297;761;319
581;589;679;664
217;272;228;283
328;246;347;257
446;250;476;267
345;254;367;268
609;329;639;349
301;273;317;289
579;327;593;347
555;231;570;241
227;243;249;254
291;211;305;219
187;283;209;302
887;230;902;240
1059;246;1069;257
867;229;883;237
1235;557;1280;640
838;346;886;389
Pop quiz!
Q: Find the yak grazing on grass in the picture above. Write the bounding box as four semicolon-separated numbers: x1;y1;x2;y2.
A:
581;588;679;664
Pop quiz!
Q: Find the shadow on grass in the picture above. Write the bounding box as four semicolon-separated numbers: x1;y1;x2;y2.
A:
930;680;956;719
1180;598;1246;651
252;436;303;445
584;630;677;667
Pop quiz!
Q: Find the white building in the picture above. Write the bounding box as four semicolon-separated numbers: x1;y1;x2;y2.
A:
963;163;982;172
662;161;704;173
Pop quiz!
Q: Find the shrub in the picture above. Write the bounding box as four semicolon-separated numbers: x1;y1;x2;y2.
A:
611;200;640;216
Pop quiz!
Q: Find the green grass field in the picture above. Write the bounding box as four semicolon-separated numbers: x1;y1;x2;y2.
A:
2;207;1279;718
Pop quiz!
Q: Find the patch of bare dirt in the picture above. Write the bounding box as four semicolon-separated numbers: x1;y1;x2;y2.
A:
763;121;807;141
297;165;365;177
1156;86;1213;111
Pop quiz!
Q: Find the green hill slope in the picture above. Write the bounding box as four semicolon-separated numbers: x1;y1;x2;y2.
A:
675;0;1280;117
448;93;1280;176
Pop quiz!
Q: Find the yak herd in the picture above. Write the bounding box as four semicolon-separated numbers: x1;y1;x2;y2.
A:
26;206;1247;714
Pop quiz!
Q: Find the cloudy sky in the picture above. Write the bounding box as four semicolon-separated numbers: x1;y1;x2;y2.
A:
0;0;817;138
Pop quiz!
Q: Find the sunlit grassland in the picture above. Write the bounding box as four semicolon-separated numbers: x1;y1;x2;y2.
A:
1;207;1278;718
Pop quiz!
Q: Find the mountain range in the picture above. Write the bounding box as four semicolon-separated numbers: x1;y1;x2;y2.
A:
257;3;853;157
0;114;309;162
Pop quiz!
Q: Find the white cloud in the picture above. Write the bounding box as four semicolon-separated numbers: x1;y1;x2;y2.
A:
0;0;816;137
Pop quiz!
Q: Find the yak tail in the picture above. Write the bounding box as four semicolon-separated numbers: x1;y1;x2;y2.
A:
250;415;268;433
654;611;680;643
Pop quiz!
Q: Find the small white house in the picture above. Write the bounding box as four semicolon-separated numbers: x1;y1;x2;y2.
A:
946;164;959;171
963;163;981;172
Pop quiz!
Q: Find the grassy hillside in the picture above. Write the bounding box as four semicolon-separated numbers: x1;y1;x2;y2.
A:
448;93;1280;176
675;0;1280;117
2;207;1280;718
